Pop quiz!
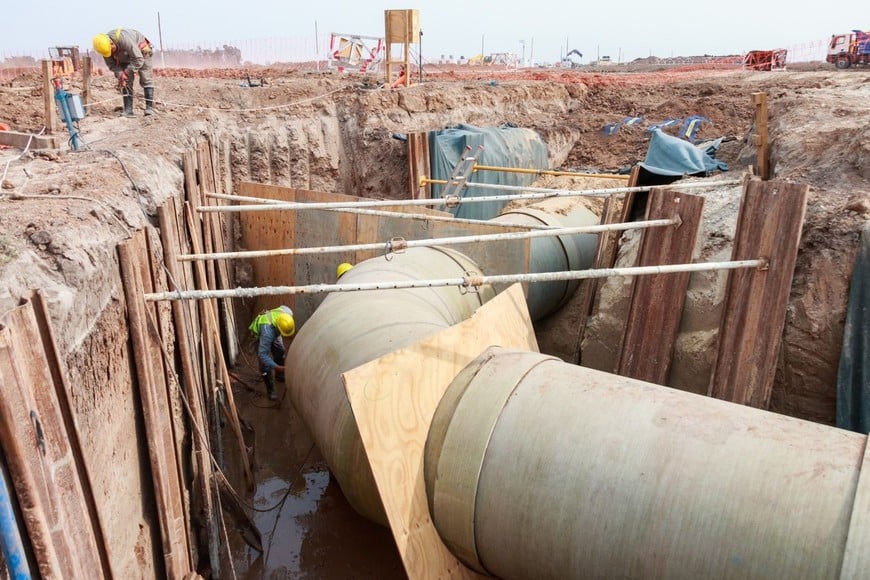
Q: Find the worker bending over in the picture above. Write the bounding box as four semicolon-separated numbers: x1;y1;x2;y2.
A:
248;306;295;401
92;28;155;117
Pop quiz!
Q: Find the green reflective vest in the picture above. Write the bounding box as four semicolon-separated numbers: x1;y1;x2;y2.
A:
248;307;287;336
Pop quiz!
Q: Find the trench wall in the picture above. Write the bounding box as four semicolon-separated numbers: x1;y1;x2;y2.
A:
0;78;858;575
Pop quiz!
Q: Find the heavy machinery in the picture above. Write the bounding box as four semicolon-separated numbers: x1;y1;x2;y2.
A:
561;48;583;68
827;29;870;69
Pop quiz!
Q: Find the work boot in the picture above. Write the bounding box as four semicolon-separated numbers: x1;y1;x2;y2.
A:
263;372;277;401
143;87;155;116
121;95;134;118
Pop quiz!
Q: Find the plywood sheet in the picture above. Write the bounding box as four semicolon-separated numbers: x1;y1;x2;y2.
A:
709;179;808;407
343;284;537;579
238;182;297;316
617;190;704;383
293;189;360;324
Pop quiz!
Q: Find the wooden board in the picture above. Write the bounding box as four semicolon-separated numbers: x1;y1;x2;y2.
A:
118;230;192;577
158;199;221;571
407;132;431;200
616;189;705;383
353;206;530;296
343;284;537;579
200;139;240;365
753;93;770;180
572;194;621;364
293;189;360;324
238;182;298;316
708;179;809;407
0;297;107;578
0;130;59;150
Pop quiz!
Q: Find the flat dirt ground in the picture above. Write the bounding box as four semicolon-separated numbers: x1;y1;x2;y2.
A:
1;63;868;577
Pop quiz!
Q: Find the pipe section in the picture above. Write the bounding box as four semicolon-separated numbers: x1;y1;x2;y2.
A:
491;204;598;320
426;347;869;580
286;247;495;524
0;462;31;580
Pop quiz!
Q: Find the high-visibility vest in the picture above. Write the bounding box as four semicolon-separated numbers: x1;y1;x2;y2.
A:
249;307;288;336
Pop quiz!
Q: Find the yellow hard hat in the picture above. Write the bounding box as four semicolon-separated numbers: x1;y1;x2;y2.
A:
92;34;113;57
336;262;354;279
275;312;295;337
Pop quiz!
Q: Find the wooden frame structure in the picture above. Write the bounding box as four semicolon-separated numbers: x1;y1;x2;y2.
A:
384;9;420;88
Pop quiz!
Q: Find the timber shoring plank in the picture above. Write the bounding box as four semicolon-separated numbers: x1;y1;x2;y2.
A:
200;139;239;365
407;131;431;200
708;179;809;407
571;194;621;364
184;203;253;490
158;200;218;570
343;284;536;579
31;290;115;578
146;219;196;568
616;189;705;384
0;299;105;578
753;93;770;180
118;231;192;577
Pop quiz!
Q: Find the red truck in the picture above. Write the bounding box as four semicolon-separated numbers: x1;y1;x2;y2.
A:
827;30;870;69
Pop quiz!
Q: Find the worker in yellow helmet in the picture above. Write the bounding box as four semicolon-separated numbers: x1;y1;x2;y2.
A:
336;262;354;280
92;28;155;117
248;305;295;401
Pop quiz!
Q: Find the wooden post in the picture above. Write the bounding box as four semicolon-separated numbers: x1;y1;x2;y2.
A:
41;60;58;134
753;92;769;180
407;131;431;199
81;56;91;107
385;9;419;88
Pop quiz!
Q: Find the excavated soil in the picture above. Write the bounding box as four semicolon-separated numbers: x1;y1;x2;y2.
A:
1;65;868;576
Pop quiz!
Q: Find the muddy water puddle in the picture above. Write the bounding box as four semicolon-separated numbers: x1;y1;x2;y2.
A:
223;368;406;579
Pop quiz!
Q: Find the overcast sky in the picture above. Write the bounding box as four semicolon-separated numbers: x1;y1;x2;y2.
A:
4;1;862;63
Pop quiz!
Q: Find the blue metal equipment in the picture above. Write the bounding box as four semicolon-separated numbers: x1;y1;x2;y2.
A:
52;77;83;150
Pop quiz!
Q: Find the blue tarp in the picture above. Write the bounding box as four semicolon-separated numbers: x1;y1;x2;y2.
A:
429;124;548;220
837;221;870;434
639;128;728;176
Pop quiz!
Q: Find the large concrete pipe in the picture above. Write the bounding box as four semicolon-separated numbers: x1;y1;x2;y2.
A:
425;347;869;579
287;246;495;524
491;203;598;320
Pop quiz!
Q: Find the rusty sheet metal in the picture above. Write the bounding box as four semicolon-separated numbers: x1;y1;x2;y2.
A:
617;189;705;383
709;179;809;407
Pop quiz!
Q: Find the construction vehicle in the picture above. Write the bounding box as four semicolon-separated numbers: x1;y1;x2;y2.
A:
561;48;583;68
827;30;870;69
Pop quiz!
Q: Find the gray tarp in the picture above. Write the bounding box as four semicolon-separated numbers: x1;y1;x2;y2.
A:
639;128;728;176
429;124;548;220
837;221;870;434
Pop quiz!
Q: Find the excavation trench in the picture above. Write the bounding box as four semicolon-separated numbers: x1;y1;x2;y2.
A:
0;71;866;578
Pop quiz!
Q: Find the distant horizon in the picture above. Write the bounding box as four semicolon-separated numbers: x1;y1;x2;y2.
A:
3;1;857;65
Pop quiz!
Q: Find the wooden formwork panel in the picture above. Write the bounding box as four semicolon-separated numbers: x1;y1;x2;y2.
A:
293;189;360;325
617;189;705;384
238;182;297;317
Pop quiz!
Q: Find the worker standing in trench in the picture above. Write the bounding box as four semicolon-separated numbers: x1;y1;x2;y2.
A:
92;28;155;117
248;306;295;401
